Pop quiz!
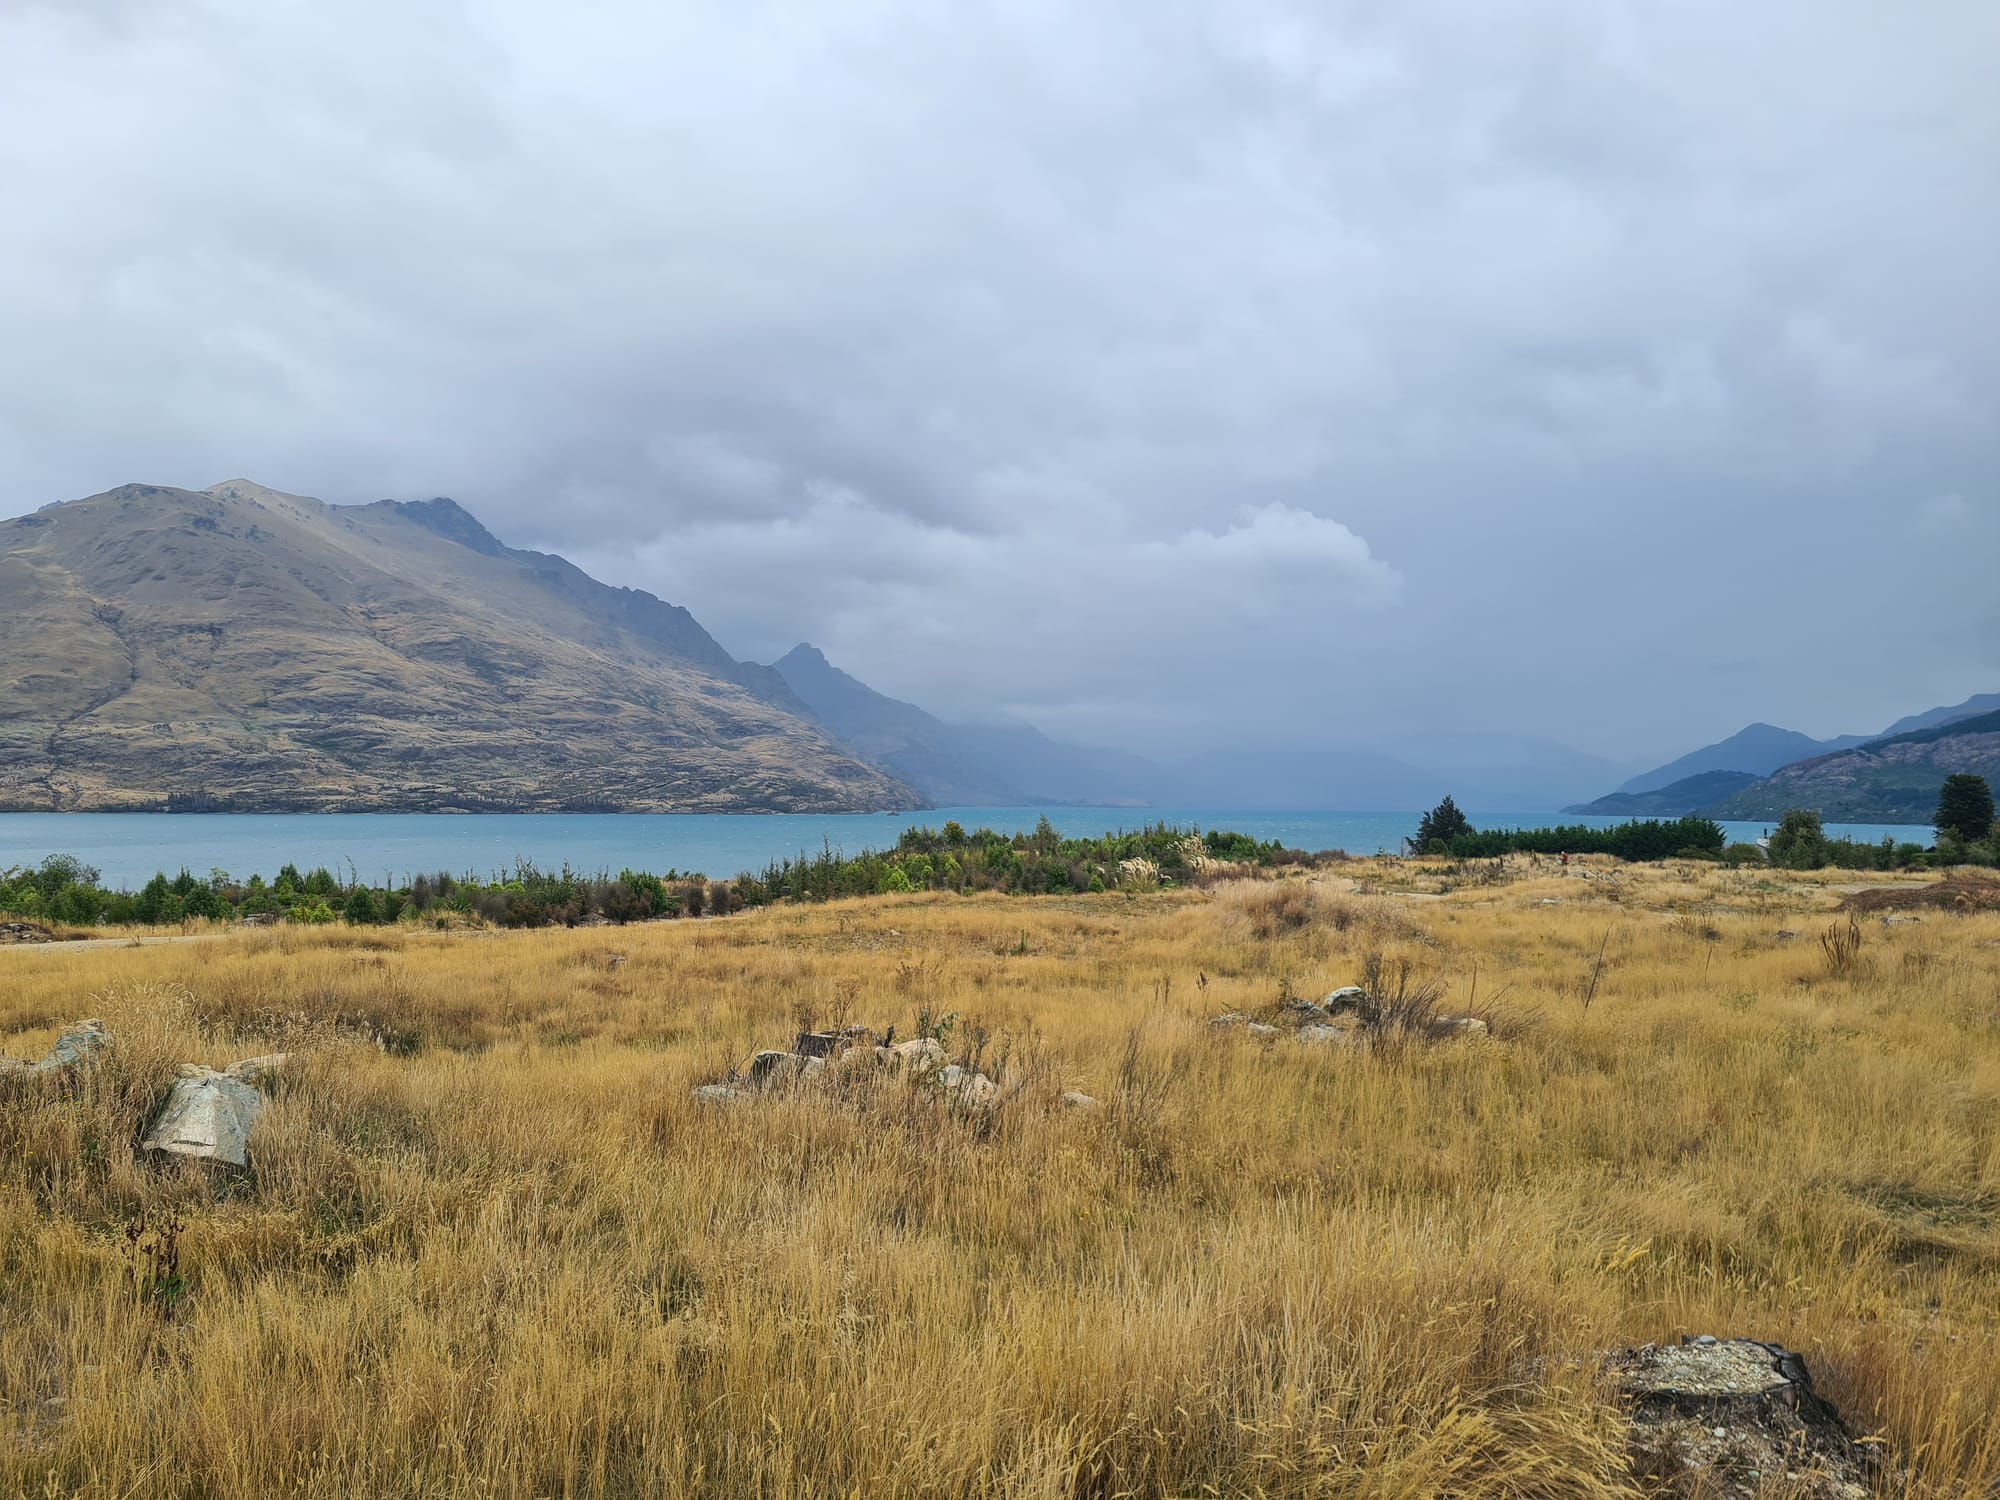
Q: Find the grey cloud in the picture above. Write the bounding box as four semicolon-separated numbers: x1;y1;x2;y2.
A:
2;0;1996;771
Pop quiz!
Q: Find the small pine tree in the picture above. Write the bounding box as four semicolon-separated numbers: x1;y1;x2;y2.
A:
1934;774;1995;843
1416;795;1473;852
342;886;381;924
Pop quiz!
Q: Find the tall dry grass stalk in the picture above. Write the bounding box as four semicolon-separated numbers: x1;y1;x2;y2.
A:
0;861;1996;1496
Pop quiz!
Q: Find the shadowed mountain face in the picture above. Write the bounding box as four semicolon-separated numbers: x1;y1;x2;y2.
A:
0;481;915;812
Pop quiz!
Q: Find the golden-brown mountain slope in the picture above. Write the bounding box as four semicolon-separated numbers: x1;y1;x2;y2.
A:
0;480;917;812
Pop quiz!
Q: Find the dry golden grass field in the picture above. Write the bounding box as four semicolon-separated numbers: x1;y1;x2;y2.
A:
3;858;1999;1498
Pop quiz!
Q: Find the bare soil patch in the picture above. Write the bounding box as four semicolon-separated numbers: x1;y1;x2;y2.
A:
1842;872;2000;915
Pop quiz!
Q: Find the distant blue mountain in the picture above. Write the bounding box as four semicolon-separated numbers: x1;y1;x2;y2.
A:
775;645;1634;813
1614;724;1866;796
1876;692;2000;739
1575;693;2000;811
768;645;1162;806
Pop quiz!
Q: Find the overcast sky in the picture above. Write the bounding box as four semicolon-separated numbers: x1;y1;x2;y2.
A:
3;0;1995;767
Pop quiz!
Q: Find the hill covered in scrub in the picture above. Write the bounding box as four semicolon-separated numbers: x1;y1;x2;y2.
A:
0;481;914;813
1568;692;2000;821
1700;710;2000;821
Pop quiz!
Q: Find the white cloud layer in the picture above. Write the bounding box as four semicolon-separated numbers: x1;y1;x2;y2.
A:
3;0;1997;759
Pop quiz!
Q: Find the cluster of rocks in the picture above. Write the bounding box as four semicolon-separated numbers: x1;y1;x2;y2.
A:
1;1018;285;1169
0;919;57;943
1606;1336;1876;1498
1210;985;1489;1047
692;1025;1005;1108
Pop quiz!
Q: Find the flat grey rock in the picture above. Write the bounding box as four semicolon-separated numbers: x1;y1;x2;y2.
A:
142;1068;267;1168
0;1019;111;1078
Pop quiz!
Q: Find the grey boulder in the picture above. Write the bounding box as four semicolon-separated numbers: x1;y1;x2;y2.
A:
746;1050;826;1091
142;1054;288;1168
0;1018;111;1078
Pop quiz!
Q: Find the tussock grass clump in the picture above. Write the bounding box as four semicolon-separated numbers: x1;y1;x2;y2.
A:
0;867;1996;1495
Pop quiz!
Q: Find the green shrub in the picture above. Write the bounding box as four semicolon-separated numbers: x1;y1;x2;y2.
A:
1444;816;1724;862
1768;809;1829;870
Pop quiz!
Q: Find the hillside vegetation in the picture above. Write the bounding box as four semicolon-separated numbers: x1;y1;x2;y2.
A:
0;482;910;812
1703;711;2000;822
3;861;1998;1496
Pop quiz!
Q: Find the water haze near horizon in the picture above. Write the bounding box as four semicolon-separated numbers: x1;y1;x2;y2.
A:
0;809;1940;890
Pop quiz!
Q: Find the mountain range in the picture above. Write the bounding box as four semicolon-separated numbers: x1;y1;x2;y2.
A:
1566;695;2000;823
1698;710;2000;823
9;478;1985;822
0;479;1648;815
0;481;910;812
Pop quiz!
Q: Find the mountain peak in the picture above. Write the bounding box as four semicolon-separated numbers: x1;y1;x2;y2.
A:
376;496;511;558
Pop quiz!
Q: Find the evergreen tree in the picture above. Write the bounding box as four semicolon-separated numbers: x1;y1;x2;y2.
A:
134;873;174;924
1416;795;1473;851
1768;808;1829;869
342;886;381;924
1934;774;1995;843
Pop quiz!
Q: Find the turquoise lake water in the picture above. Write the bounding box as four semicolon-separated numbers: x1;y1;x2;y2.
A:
0;809;1939;889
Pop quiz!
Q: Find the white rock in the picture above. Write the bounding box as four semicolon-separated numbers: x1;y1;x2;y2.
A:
1060;1090;1100;1110
1296;1024;1355;1046
1428;1015;1490;1039
950;1070;998;1106
890;1037;946;1070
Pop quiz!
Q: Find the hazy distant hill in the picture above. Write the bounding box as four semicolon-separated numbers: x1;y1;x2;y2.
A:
769;644;1162;806
1700;710;2000;822
1876;693;2000;739
1565;769;1760;818
0;481;914;812
1613;723;1866;796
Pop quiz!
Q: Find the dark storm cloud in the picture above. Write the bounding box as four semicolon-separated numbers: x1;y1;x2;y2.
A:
3;0;1995;765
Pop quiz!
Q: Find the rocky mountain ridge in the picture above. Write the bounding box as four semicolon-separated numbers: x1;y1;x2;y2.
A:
0;480;913;813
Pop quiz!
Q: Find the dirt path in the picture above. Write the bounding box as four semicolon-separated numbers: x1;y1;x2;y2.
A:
0;931;229;955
